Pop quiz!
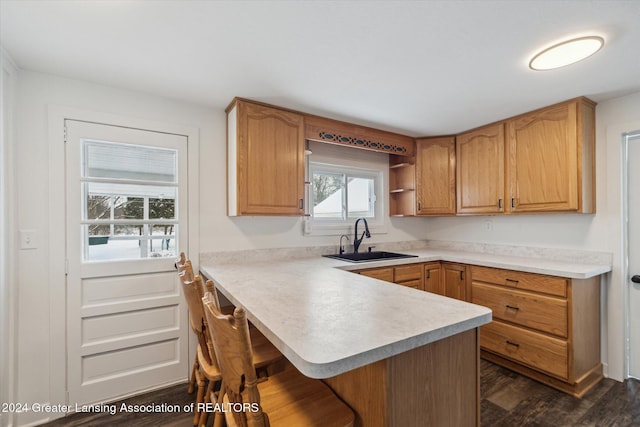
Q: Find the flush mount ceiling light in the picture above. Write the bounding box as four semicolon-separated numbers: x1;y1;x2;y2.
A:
529;36;604;71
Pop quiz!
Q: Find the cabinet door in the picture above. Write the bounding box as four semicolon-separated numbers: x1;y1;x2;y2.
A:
507;101;578;212
456;124;505;214
424;262;443;295
442;263;467;301
235;101;305;215
416;137;456;215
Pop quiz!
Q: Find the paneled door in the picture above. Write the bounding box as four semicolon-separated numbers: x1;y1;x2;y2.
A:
627;131;640;379
65;120;189;405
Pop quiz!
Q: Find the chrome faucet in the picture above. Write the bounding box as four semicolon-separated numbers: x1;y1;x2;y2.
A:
339;234;350;254
353;217;371;253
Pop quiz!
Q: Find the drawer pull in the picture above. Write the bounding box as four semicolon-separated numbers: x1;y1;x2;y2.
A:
505;304;520;311
505;278;519;284
506;340;520;348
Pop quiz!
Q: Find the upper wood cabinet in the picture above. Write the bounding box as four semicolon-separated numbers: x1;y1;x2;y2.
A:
506;98;595;213
455;97;595;215
456;123;505;214
415;137;456;215
227;99;305;216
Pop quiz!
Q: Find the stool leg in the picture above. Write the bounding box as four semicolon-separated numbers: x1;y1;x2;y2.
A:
188;354;199;394
198;380;216;427
193;370;206;426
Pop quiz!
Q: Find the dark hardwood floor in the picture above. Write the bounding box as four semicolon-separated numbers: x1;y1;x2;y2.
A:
42;360;639;426
481;360;639;426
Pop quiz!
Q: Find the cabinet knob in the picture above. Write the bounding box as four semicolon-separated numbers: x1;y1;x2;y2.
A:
632;275;640;284
498;198;502;209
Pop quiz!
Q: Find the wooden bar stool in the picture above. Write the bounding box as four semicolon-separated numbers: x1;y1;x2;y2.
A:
202;293;355;427
177;253;283;426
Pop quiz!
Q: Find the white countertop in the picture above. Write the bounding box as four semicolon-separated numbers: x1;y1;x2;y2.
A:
334;248;612;279
200;246;610;379
201;255;492;379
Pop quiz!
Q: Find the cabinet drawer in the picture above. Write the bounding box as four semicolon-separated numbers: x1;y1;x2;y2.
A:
471;266;567;297
397;279;422;290
472;282;568;337
394;264;422;282
359;267;394;282
481;321;568;380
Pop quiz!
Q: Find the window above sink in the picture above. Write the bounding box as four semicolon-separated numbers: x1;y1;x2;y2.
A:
304;141;388;237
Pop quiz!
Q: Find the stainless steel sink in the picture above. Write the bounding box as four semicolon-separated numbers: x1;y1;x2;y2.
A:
323;251;418;263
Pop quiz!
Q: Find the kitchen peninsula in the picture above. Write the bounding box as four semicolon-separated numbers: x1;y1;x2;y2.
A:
200;244;610;426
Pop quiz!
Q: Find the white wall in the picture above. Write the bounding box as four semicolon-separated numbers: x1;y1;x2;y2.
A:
1;50;17;427
424;90;640;381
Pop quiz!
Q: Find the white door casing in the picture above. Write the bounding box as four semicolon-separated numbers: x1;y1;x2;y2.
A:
65;119;189;405
626;131;640;379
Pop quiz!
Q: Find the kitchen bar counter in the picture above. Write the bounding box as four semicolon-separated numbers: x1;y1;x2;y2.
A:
201;255;490;426
201;255;492;379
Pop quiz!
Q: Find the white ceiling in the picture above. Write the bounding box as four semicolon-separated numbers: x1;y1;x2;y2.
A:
1;0;639;136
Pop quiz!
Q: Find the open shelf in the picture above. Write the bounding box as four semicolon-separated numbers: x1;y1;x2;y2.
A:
389;154;416;216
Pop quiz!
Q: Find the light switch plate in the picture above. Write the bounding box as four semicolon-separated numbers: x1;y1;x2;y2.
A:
20;229;38;249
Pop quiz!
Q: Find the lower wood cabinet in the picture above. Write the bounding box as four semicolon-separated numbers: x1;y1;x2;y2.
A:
358;266;394;282
353;260;603;397
358;262;468;300
470;265;602;397
393;264;423;289
442;262;468;301
424;262;443;295
357;264;424;290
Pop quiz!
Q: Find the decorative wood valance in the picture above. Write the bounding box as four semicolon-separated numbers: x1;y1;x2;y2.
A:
305;115;415;157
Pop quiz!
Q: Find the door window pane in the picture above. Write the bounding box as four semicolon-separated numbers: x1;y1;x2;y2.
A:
81;140;179;261
149;198;176;219
87;195;110;220
114;197;144;220
84;141;177;183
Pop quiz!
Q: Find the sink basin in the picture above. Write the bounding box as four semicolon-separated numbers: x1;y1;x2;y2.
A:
323;251;418;263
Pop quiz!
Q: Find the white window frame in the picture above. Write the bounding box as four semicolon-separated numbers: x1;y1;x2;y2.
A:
306;161;386;236
80;139;180;261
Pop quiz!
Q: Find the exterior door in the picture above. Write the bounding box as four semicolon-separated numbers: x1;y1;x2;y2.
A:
65;120;189;405
628;132;640;379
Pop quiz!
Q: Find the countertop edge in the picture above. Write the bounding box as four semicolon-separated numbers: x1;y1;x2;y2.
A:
291;312;493;378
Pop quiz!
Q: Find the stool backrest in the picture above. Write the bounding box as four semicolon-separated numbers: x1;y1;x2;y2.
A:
202;293;267;427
